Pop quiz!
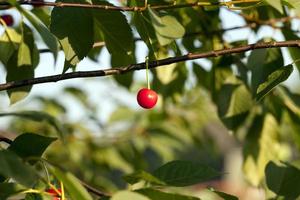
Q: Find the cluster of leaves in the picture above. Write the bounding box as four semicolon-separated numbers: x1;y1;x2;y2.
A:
1;0;300;199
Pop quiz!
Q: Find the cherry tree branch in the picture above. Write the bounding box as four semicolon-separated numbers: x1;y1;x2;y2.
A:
1;0;261;11
0;40;299;91
0;137;12;144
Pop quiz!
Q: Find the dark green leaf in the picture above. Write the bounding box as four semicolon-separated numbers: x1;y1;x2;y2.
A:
0;150;39;187
0;183;25;199
92;0;134;56
152;160;220;187
136;188;200;200
217;80;253;130
6;52;34;104
8;133;56;160
248;47;284;96
265;161;300;200
256;64;293;101
50;0;94;70
193;63;211;90
133;11;157;55
111;53;134;88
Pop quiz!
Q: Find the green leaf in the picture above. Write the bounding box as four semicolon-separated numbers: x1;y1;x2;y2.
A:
152;160;220;187
60;37;80;71
18;7;58;61
133;11;157;55
92;0;134;56
217;79;253;130
0;150;39;187
50;0;94;70
0;28;21;65
193;63;211;90
51;167;93;200
287;0;300;16
249;47;284;96
136;188;200;200
111;53;134;88
0;111;65;138
6;52;34;104
256;64;293;101
111;191;150;200
18;41;31;66
265;161;300;200
208;188;239;200
243;114;284;186
265;0;283;13
5;23;39;104
8;133;57;160
148;8;185;46
282;29;300;73
0;183;25;199
123;170;164;185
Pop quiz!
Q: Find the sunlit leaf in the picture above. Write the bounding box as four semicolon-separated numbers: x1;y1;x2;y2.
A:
208;188;239;200
19;7;59;61
256;64;293;101
265;0;283;13
111;191;150;200
123;170;164;185
51;167;93;200
136;188;200;200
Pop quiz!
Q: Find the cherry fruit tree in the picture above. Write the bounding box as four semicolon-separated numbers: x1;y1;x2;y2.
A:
1;0;300;199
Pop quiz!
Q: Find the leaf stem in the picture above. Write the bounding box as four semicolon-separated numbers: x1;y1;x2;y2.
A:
60;181;65;200
145;56;150;89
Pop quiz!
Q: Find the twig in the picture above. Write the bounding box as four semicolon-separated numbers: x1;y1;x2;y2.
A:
1;40;299;91
80;180;110;198
1;0;262;11
0;136;13;144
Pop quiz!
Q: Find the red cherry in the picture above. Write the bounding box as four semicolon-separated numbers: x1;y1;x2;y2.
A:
137;88;158;109
0;14;14;26
46;188;61;200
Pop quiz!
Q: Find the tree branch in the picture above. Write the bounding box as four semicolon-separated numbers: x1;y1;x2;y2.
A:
0;136;12;144
1;40;299;91
80;180;110;198
1;0;261;11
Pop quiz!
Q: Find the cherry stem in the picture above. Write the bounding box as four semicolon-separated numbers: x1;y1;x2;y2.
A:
145;56;150;89
60;181;65;200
